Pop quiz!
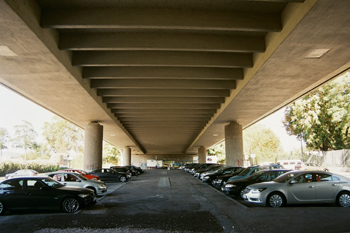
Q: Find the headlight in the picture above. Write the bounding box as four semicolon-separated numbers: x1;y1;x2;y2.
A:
78;193;89;198
99;184;106;189
203;176;209;179
225;184;236;188
251;188;267;193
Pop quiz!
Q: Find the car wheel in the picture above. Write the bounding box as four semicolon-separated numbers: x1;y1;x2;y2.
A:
120;176;127;182
62;197;80;213
337;192;350;207
0;201;5;215
239;187;246;199
267;192;286;208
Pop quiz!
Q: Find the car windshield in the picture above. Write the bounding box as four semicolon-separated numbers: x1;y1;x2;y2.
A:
239;167;255;176
41;177;64;188
74;173;88;180
274;172;297;183
247;171;265;180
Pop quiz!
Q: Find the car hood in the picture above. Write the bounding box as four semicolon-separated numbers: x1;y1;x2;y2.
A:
246;181;278;189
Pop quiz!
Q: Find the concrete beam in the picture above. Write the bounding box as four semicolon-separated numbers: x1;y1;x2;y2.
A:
91;79;235;89
103;97;225;104
97;89;230;97
60;32;265;53
41;8;282;32
72;51;253;68
83;67;243;80
107;103;221;109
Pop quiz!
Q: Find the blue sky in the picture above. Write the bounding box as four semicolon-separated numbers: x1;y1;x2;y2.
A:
0;84;300;152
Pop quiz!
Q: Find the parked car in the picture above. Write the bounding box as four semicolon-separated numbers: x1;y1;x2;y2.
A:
225;164;283;184
111;166;140;176
277;160;302;170
47;171;107;196
59;169;100;180
212;170;244;189
5;169;38;179
110;167;132;178
0;176;96;214
89;168;129;182
191;163;219;175
194;165;223;178
221;169;291;198
243;170;350;207
202;166;243;183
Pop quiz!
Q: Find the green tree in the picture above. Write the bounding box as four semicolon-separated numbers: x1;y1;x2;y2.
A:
103;142;121;165
11;120;38;160
42;116;84;155
0;127;10;158
243;124;281;164
208;142;225;163
283;72;350;151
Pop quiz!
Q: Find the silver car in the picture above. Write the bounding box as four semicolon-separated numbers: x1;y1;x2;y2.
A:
47;171;107;196
243;170;350;208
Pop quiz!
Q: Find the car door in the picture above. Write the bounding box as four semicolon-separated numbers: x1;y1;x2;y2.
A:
288;173;316;202
315;173;340;201
61;173;81;188
24;179;55;209
0;179;27;209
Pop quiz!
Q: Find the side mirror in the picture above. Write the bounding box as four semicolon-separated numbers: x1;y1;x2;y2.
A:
290;180;298;184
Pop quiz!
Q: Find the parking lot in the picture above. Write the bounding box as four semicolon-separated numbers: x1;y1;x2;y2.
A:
1;169;350;233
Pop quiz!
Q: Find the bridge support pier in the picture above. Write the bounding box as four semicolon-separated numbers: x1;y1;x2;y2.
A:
83;121;103;171
225;121;244;166
122;147;131;166
198;146;207;163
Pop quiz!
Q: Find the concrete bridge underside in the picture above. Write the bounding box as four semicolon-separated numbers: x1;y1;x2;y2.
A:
0;0;350;162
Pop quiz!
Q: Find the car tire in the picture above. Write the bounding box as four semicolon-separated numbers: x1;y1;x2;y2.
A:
62;197;80;213
267;192;286;208
337;191;350;207
120;176;127;182
239;187;246;200
0;201;5;215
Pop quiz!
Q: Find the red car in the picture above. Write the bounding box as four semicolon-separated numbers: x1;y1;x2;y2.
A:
59;169;100;181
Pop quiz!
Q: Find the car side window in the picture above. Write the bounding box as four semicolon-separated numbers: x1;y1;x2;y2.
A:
316;173;333;182
27;180;44;190
294;174;313;183
0;180;23;190
64;174;77;181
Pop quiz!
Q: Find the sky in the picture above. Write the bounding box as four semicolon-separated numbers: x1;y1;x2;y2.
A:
0;84;301;153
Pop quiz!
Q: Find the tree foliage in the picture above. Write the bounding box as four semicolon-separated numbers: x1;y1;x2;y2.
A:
102;142;121;165
42;116;84;154
0;127;10;156
284;72;350;151
243;124;281;163
207;142;225;163
11;120;38;160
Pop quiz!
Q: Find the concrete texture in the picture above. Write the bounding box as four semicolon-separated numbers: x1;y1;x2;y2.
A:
1;0;350;160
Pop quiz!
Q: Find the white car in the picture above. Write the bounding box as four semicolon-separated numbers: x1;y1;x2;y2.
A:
47;171;107;196
5;169;38;179
243;170;350;208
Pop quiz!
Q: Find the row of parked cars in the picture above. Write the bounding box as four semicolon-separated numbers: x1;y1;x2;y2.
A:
182;163;350;208
0;165;144;215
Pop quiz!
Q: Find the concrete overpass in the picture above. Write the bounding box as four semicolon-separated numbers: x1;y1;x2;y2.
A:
1;0;350;167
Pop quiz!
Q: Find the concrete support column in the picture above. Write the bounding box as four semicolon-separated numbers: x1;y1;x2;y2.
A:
225;121;244;166
122;147;131;166
198;146;207;163
84;122;103;171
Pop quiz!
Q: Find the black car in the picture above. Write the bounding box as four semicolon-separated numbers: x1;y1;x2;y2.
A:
111;166;140;176
221;169;291;198
202;166;243;183
0;176;96;215
89;168;129;182
194;165;223;178
212;170;244;189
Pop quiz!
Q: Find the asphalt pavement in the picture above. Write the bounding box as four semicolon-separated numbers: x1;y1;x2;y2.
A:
1;169;350;233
